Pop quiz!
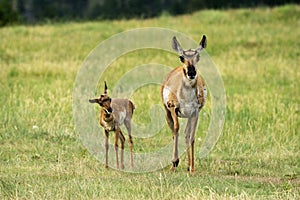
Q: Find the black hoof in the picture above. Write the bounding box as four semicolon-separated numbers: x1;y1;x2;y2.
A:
172;158;179;167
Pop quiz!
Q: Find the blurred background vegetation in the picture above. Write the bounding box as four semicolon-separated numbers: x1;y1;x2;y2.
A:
0;0;298;26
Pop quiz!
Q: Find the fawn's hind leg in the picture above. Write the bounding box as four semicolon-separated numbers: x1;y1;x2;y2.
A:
125;119;134;169
118;129;125;170
114;128;120;169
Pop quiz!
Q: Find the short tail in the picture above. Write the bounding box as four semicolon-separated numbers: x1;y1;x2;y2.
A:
129;100;135;114
203;85;207;105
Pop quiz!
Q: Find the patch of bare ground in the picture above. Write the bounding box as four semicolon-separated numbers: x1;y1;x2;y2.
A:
223;174;299;186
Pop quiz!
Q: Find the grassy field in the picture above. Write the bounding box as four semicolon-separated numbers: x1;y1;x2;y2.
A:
1;4;299;199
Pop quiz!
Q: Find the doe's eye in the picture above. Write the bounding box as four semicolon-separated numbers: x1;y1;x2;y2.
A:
179;56;185;63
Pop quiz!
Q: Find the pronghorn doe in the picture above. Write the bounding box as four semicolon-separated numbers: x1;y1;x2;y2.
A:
161;35;207;174
89;81;135;169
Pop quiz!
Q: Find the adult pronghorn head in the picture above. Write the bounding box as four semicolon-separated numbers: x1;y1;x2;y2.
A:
89;81;113;114
172;35;207;81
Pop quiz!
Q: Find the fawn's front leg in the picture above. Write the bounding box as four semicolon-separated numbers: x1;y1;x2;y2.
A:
104;130;109;169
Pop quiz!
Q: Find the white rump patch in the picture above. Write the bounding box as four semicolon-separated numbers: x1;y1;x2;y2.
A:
163;87;171;105
203;85;207;102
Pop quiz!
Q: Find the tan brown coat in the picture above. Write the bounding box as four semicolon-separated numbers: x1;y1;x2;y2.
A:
90;82;134;170
161;35;207;173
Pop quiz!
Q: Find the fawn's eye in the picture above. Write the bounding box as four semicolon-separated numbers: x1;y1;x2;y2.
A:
102;98;111;103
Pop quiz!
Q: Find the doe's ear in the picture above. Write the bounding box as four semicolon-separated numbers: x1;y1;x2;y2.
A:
196;35;207;52
172;36;184;55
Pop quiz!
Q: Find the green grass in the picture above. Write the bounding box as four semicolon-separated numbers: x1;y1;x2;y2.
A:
1;4;299;199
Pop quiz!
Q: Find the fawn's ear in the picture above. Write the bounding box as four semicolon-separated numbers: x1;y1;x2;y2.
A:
89;99;97;103
89;98;103;106
104;81;108;94
172;36;184;55
196;35;207;52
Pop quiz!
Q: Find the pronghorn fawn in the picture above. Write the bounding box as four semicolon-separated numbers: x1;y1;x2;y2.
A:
89;81;135;170
161;35;207;174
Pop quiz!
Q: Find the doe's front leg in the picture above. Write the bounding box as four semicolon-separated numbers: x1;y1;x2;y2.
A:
187;115;199;174
168;105;180;171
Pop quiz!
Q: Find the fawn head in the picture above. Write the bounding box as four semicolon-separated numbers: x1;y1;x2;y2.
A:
172;35;207;80
89;81;113;114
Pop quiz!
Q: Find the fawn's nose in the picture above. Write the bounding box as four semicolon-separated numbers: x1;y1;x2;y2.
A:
107;107;113;113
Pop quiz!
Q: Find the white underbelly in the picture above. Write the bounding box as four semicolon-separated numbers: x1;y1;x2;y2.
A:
117;110;126;125
178;101;199;118
163;87;171;106
163;86;201;118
